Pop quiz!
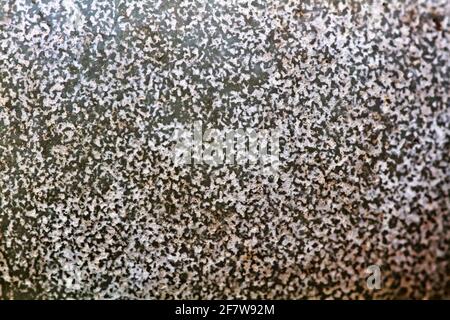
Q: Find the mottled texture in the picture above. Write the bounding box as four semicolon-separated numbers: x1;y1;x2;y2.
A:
0;0;449;299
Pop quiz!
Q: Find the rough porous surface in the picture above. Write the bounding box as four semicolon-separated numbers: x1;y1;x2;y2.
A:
0;0;449;299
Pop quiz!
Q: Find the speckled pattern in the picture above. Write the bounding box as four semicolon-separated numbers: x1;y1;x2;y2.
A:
0;0;449;299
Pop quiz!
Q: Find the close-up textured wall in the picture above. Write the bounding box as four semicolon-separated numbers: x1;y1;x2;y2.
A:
0;0;449;299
